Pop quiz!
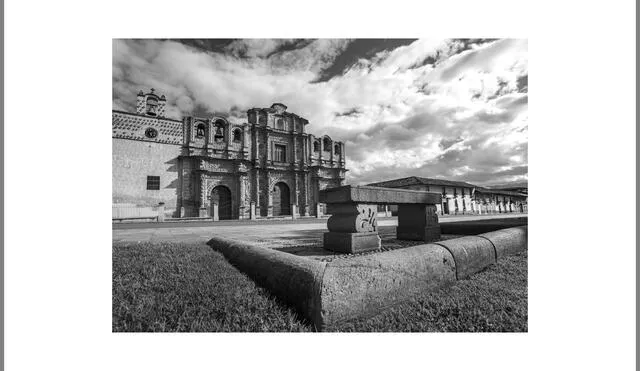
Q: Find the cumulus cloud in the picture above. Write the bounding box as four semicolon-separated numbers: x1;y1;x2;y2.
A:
113;38;528;186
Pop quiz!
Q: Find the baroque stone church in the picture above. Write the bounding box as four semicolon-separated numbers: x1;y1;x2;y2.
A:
112;88;347;219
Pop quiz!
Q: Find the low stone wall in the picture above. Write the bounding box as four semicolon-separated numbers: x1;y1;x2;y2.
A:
205;236;326;326
207;226;527;331
318;244;456;329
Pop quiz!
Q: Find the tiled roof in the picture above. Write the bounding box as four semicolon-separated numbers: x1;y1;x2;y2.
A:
476;187;528;197
368;176;527;197
368;176;476;189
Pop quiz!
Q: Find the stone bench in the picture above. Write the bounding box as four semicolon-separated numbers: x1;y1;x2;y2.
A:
318;185;442;253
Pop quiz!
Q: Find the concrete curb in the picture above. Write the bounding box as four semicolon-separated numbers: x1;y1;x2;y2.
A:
318;243;456;330
433;236;497;280
478;226;528;259
207;225;527;331
206;236;327;328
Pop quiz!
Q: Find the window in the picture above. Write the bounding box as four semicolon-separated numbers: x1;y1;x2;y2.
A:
334;143;341;155
313;140;320;152
233;128;242;142
146;97;158;116
147;176;160;190
276;118;284;130
145;127;158;138
196;123;206;138
323;137;331;151
214;120;225;142
274;144;286;163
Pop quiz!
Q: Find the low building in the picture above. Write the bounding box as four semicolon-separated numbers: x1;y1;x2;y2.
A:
113;88;347;220
367;176;527;215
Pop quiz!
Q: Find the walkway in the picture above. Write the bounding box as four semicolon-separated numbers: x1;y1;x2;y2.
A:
112;213;527;244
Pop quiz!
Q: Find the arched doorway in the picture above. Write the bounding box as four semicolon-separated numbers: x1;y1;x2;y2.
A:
211;185;232;220
272;182;291;216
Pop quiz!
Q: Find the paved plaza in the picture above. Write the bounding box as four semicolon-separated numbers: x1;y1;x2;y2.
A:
112;213;527;244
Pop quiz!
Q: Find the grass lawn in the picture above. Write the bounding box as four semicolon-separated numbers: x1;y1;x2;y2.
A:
113;241;527;332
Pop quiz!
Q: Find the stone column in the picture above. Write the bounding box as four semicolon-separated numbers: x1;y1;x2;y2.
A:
225;123;231;155
396;204;441;242
242;125;249;159
323;203;381;253
303;172;310;216
254;170;261;217
329;139;334;164
239;174;247;219
250;202;257;220
212;203;219;221
267;172;273;217
293;135;298;163
199;175;207;217
292;174;300;218
316;203;322;218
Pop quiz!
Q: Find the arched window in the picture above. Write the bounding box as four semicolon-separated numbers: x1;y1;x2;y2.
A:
195;123;206;138
146;97;158;116
214;120;225;142
276;118;284;130
313;140;320;152
323;137;331;151
334;143;341;155
233;128;242;143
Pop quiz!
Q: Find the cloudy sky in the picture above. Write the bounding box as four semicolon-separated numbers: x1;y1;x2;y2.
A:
113;39;528;187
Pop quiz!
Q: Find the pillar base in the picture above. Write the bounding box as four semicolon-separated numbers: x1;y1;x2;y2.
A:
249;203;257;220
396;225;441;242
323;232;381;254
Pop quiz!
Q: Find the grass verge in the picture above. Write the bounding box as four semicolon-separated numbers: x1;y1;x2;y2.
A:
113;241;527;332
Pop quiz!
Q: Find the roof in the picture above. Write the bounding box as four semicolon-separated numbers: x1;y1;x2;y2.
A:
368;176;527;197
368;176;477;189
475;187;527;197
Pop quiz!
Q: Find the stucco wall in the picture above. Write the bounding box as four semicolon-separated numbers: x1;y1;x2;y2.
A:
112;138;181;210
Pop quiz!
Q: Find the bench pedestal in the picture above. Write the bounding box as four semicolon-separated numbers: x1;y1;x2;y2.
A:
323;204;381;253
323;232;381;254
397;204;441;243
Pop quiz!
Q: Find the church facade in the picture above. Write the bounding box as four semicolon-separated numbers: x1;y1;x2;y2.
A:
112;88;347;219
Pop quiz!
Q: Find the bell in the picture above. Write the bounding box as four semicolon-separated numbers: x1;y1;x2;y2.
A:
215;126;223;136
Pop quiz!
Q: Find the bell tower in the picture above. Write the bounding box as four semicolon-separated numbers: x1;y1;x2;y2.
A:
136;88;166;117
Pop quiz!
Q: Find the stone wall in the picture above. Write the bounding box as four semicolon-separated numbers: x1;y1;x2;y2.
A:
112;138;181;213
112;95;347;220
